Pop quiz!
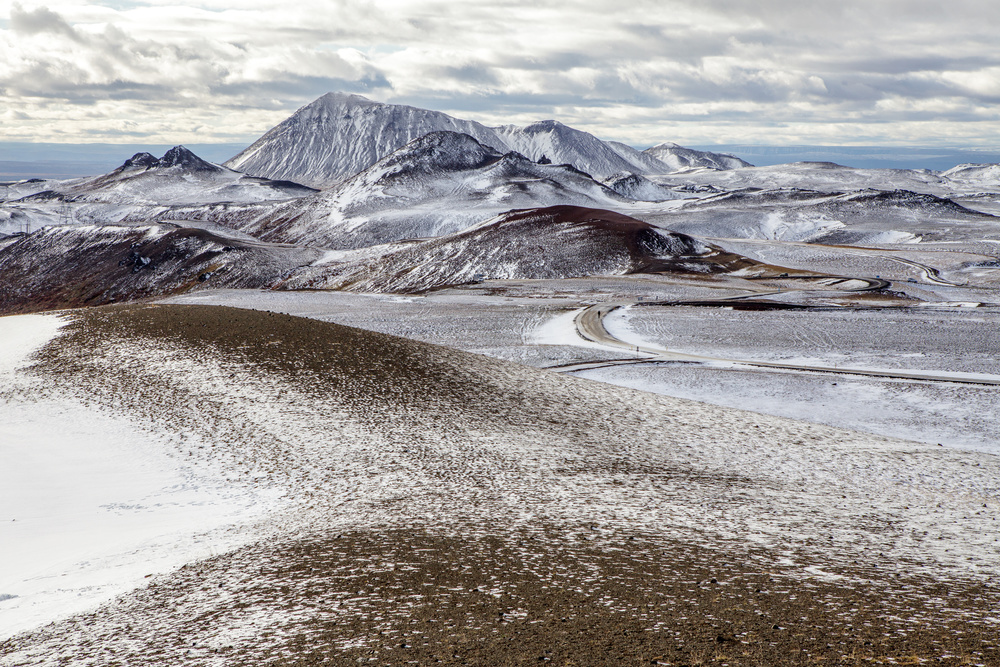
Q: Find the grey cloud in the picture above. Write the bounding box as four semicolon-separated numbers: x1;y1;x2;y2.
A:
1;66;175;104
430;64;501;87
616;23;740;63
9;3;82;42
4;0;1000;146
210;74;392;108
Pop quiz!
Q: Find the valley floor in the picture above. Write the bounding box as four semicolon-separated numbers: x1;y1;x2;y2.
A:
1;302;998;666
163;284;1000;453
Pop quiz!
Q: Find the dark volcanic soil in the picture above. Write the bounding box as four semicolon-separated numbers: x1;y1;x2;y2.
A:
2;304;998;666
0;225;320;315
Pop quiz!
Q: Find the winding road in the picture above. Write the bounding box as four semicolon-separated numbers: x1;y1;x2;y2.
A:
563;300;1000;386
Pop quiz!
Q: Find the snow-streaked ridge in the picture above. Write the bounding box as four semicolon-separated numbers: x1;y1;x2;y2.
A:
223;93;753;188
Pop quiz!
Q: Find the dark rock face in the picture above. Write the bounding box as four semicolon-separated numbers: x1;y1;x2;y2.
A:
379;131;504;175
158;146;219;172
122;153;160;169
118;147;221;174
0;224;321;314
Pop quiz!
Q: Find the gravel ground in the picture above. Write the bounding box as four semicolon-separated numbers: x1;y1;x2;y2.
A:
2;304;998;666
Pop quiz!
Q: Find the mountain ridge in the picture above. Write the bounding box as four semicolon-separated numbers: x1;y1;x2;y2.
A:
224;93;753;188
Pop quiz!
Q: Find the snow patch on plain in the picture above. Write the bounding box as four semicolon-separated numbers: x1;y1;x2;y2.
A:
528;308;611;351
602;306;664;350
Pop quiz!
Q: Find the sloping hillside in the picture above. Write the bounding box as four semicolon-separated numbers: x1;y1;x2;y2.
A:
285;205;760;292
0;224;320;313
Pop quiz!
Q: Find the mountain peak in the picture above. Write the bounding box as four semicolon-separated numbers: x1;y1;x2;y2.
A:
225;93;505;188
160;146;218;171
122;152;159;169
118;146;220;173
305;91;382;115
643;143;753;171
224;91;750;188
373;131;503;175
520;120;569;133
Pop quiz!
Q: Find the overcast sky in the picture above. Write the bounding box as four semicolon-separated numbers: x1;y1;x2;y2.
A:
2;0;999;149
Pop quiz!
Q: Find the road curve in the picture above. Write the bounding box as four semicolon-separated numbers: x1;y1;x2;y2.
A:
570;302;1000;386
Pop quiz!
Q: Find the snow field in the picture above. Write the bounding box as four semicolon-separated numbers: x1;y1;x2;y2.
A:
0;314;277;640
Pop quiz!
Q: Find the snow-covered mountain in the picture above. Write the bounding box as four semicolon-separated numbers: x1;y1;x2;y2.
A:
284;205;761;293
643;142;753;171
940;163;1000;188
0;147;315;236
225;93;507;189
223;93;747;188
492;120;672;182
168;132;652;249
651;160;951;195
16;147;314;205
602;171;679;201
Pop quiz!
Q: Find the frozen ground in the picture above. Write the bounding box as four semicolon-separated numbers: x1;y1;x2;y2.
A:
163;287;1000;454
0;313;279;640
578;361;1000;453
2;304;998;666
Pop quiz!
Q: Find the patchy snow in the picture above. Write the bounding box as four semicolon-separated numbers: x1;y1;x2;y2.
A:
601;305;663;350
527;307;608;351
574;362;1000;455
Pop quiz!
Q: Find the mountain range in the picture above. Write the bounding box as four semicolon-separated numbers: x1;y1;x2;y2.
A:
2;91;1000;311
166;131;667;249
224;92;751;187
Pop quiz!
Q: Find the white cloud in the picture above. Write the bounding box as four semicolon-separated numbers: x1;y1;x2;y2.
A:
1;0;999;148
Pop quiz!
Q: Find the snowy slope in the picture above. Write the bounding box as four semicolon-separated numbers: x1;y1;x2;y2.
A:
17;147;314;206
643;142;753;170
652;160;949;194
602;171;680;201
170;132;641;249
2;303;996;664
492;120;668;180
0;311;274;637
225;93;508;188
636;186;999;244
224;93;747;188
606;141;680;173
940;163;1000;189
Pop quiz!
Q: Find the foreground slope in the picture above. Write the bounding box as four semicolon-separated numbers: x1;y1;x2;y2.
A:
1;304;997;666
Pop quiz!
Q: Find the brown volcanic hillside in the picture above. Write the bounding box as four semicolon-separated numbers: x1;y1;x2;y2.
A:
0;224;320;314
285;205;762;293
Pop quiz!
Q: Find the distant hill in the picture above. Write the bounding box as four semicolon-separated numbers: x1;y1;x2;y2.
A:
285;205;761;293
